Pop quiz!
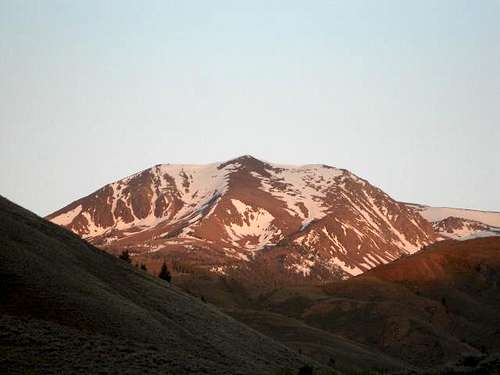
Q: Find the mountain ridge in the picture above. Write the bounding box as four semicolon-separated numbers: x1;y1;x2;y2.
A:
47;155;441;281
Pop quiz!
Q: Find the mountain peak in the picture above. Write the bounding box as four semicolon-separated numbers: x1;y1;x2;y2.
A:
218;154;269;170
227;154;262;163
238;154;258;160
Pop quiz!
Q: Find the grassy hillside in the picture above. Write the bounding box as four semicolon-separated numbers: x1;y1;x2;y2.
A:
0;196;321;374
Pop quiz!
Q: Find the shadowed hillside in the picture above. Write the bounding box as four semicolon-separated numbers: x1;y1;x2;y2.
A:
176;238;500;372
0;196;320;374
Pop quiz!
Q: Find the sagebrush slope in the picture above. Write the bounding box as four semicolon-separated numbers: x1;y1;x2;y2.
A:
0;195;313;374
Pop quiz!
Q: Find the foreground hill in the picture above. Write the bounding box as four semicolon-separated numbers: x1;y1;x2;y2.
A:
48;155;438;282
178;237;500;371
0;196;314;374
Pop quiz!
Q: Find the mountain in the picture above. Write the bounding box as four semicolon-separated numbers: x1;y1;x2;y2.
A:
193;237;500;371
47;155;438;282
0;195;314;374
432;216;500;240
410;204;500;240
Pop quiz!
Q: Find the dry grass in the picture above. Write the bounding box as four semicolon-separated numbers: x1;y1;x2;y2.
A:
0;196;317;374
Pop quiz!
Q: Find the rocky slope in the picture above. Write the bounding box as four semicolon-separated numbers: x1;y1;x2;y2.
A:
0;195;314;374
48;155;438;281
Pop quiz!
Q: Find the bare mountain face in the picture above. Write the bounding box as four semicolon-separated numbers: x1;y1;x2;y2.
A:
48;155;440;281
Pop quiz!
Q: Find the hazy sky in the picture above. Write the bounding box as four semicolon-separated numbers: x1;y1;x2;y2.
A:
1;0;499;216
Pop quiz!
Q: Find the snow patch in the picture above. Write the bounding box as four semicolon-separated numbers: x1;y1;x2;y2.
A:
256;164;343;227
287;259;315;276
225;199;281;250
327;257;363;276
51;204;82;226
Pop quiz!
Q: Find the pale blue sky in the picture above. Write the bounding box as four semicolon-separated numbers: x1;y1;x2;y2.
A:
1;0;499;215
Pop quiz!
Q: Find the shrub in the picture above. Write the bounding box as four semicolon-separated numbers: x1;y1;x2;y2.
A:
118;250;131;263
158;261;171;282
298;364;314;375
457;353;485;367
327;357;336;368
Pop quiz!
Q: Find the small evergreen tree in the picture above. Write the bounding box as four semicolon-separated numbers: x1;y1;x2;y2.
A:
119;250;131;263
297;364;314;375
158;261;171;282
328;357;336;368
441;296;449;314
